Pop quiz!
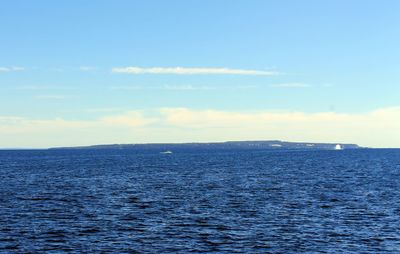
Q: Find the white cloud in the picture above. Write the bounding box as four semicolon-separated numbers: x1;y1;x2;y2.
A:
112;66;278;75
159;107;400;148
0;66;25;72
0;111;157;148
1;107;400;148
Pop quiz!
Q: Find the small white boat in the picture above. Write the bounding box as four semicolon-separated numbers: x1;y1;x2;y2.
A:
335;144;343;150
160;150;173;154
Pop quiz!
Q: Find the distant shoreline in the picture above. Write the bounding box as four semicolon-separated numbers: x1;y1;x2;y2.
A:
44;140;364;151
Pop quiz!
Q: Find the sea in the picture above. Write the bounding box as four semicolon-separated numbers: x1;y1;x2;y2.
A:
0;148;399;253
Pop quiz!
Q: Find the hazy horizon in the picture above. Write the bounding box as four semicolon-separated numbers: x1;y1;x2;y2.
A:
0;139;377;150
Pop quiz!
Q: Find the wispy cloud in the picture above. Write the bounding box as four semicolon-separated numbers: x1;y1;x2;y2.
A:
270;83;311;88
0;66;25;72
112;66;278;76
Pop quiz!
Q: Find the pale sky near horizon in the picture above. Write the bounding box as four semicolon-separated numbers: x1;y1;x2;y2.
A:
1;0;400;148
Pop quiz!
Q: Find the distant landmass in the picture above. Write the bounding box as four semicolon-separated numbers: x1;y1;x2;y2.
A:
50;141;362;151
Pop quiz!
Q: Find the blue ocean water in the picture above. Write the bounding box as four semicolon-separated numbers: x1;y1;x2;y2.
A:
0;149;400;253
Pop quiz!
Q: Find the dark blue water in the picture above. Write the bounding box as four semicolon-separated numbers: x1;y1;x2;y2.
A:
1;149;400;253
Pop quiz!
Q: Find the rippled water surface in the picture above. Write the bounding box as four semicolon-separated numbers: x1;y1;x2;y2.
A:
1;149;400;253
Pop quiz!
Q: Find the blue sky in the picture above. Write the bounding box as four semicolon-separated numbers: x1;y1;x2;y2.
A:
1;0;400;148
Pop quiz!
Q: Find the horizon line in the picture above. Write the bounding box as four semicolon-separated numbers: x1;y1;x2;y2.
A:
0;139;373;150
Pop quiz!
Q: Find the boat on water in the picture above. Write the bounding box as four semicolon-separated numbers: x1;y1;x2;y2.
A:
160;150;173;154
335;144;343;150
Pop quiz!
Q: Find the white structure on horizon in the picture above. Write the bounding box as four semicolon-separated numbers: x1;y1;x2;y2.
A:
335;144;343;150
